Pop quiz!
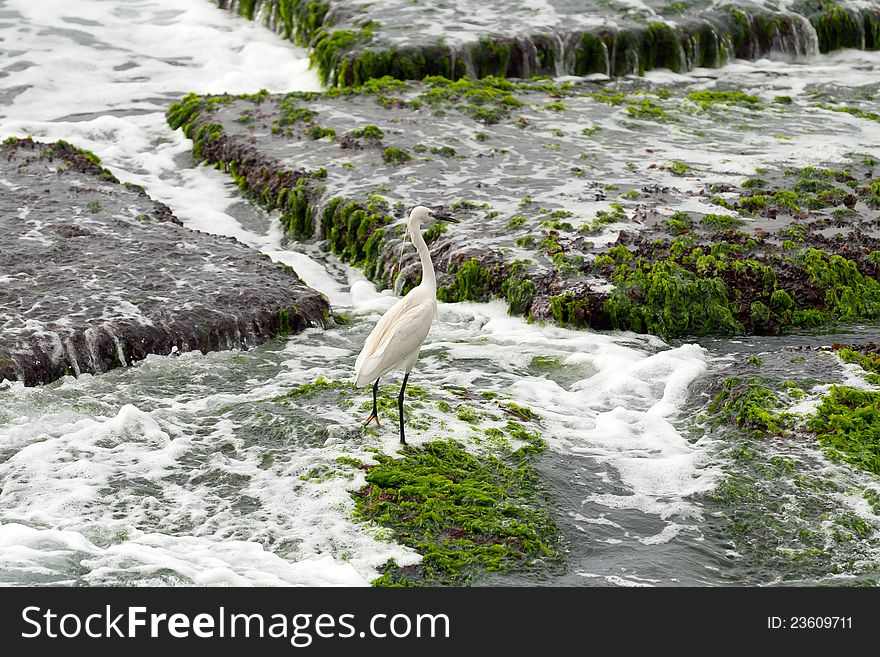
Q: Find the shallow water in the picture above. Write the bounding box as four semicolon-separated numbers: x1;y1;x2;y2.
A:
1;0;879;586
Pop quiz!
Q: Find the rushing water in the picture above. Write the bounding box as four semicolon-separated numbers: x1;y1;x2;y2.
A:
1;0;879;586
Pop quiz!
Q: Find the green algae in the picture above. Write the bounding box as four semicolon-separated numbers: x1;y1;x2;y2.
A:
500;260;536;317
802;249;880;322
276;375;354;401
22;137;121;183
437;258;493;303
812;2;868;53
667;160;690;175
708;377;790;435
419;75;524;125
381;147;412;164
596;240;880;337
354;435;559;586
687;90;762;109
603;256;743;337
810;386;880;477
700;213;743;229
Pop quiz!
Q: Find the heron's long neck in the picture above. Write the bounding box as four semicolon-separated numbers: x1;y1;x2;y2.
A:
411;226;436;292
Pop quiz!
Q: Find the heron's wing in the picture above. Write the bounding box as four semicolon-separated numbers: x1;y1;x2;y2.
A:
354;294;415;374
354;301;435;387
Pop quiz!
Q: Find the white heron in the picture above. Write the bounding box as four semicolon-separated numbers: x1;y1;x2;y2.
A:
353;205;457;444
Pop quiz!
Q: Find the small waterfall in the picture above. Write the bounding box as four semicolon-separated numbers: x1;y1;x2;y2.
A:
551;31;566;77
255;0;272;29
609;31;619;77
719;32;734;66
562;32;583;75
459;46;477;78
676;33;688;72
449;47;458;79
512;34;533;79
602;38;611;78
614;30;640;76
791;12;821;58
83;327;101;374
61;336;82;377
108;326;128;367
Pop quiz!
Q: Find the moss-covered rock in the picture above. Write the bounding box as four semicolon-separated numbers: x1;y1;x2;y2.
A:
217;0;880;87
355;436;559;586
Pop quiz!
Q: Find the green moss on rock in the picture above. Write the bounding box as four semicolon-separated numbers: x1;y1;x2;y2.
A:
437;258;493;303
354;437;558;586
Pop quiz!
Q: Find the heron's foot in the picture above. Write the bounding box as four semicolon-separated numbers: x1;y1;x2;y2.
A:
363;410;381;428
399;434;407;445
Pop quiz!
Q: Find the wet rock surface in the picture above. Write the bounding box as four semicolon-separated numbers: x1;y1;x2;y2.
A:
168;67;880;338
219;0;880;85
0;138;329;386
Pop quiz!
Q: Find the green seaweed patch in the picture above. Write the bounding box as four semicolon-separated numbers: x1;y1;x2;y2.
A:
598;240;880;337
812;4;872;53
354;436;559;586
437;258;495;303
625;98;670;121
810;386;880;476
662;211;693;234
666;160;691;176
603;255;743;337
502;402;540;422
708;377;791;435
277;376;355;401
456;405;481;423
21;138;121;183
500;260;536;317
419;75;524;125
382;147;412;165
307;125;336;140
349;124;384;140
701;213;743;229
686;90;762;110
422;221;448;244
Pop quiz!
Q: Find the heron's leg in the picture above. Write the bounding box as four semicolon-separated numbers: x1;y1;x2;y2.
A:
398;372;410;445
363;378;381;427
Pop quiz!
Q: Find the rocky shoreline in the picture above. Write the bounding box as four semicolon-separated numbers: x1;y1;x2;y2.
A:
0;137;330;386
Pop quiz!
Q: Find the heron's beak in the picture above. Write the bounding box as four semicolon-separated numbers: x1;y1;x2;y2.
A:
432;211;459;223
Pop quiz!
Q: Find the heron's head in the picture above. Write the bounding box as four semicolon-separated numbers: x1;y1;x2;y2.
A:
407;205;434;236
406;205;459;237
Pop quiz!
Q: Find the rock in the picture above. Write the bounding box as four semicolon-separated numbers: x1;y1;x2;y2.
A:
216;0;880;86
0;137;330;386
166;71;880;339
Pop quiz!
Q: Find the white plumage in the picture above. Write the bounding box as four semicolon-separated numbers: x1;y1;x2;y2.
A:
353;205;455;444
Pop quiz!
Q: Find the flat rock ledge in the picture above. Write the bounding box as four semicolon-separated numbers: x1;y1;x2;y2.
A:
167;74;880;339
218;0;880;86
0;137;329;386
